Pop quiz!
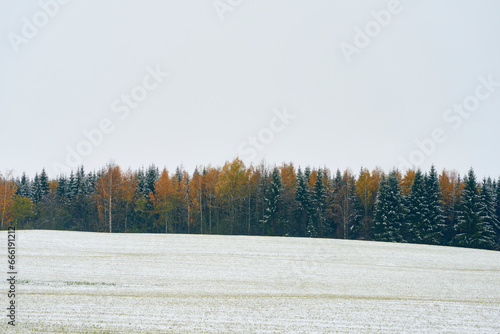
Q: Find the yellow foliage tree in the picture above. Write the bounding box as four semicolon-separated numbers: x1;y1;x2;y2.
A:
217;158;247;234
95;163;122;233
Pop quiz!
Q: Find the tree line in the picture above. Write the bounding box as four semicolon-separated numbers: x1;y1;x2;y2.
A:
0;159;499;251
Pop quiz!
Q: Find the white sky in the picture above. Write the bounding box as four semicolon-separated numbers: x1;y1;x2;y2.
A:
1;0;500;178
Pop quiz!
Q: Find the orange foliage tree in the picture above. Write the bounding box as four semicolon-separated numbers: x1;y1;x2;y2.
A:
0;171;17;227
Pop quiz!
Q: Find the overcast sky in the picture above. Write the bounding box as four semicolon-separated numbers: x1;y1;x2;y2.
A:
1;0;500;178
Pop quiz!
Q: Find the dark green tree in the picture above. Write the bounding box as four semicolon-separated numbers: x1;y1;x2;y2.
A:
406;169;428;243
423;166;445;244
480;178;499;250
294;168;311;237
373;171;405;242
262;167;283;236
454;169;495;250
310;170;327;237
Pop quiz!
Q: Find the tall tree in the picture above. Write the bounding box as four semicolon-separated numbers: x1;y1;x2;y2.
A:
121;169;138;232
262;167;283;236
353;168;383;240
310;169;327;237
151;168;175;233
295;168;311;237
216;159;247;234
95;163;122;233
480;178;499;250
279;163;296;236
439;170;463;245
332;169;356;239
406;169;428;243
373;171;405;242
423;166;445;244
16;172;32;198
204;166;219;234
0;171;17;227
454;169;495;250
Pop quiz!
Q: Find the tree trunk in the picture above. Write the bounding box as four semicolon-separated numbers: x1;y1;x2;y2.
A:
200;189;203;234
248;193;251;235
209;195;212;234
109;171;112;233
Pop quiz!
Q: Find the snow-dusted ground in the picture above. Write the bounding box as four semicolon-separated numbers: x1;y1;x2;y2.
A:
1;230;499;333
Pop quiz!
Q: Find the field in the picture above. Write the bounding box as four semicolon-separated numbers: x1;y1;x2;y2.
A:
1;230;499;333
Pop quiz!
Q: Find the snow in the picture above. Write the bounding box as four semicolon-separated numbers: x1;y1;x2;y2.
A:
1;230;500;333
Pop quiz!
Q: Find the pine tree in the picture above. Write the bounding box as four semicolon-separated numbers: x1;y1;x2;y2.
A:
373;171;405;242
262;167;282;236
454;169;496;250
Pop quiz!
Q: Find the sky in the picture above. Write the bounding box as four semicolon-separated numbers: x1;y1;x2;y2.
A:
1;0;500;179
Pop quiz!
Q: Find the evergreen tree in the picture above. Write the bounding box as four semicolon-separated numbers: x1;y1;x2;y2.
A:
144;165;160;198
16;172;32;198
56;175;70;202
39;169;50;197
71;166;86;196
496;178;500;248
454;169;496;250
137;168;146;196
373;171;405;242
423;166;445;244
262;168;282;236
480;178;499;250
71;167;89;231
406;169;428;243
310;169;327;237
32;174;42;203
295;168;311;237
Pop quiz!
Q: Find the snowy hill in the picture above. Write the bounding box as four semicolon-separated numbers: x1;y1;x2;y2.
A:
2;230;499;333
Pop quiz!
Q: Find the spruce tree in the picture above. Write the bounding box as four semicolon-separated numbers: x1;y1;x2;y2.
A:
311;170;327;237
145;165;160;198
373;171;404;242
56;175;70;202
295;168;311;237
16;172;32;198
496;178;500;248
454;169;496;250
262;167;283;236
423;166;445;245
406;169;428;243
39;169;50;197
32;174;42;203
480;178;499;250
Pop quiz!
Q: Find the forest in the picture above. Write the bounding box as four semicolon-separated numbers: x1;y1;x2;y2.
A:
0;159;499;251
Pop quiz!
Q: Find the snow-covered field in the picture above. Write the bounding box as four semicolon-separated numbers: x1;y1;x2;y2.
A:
1;230;499;333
